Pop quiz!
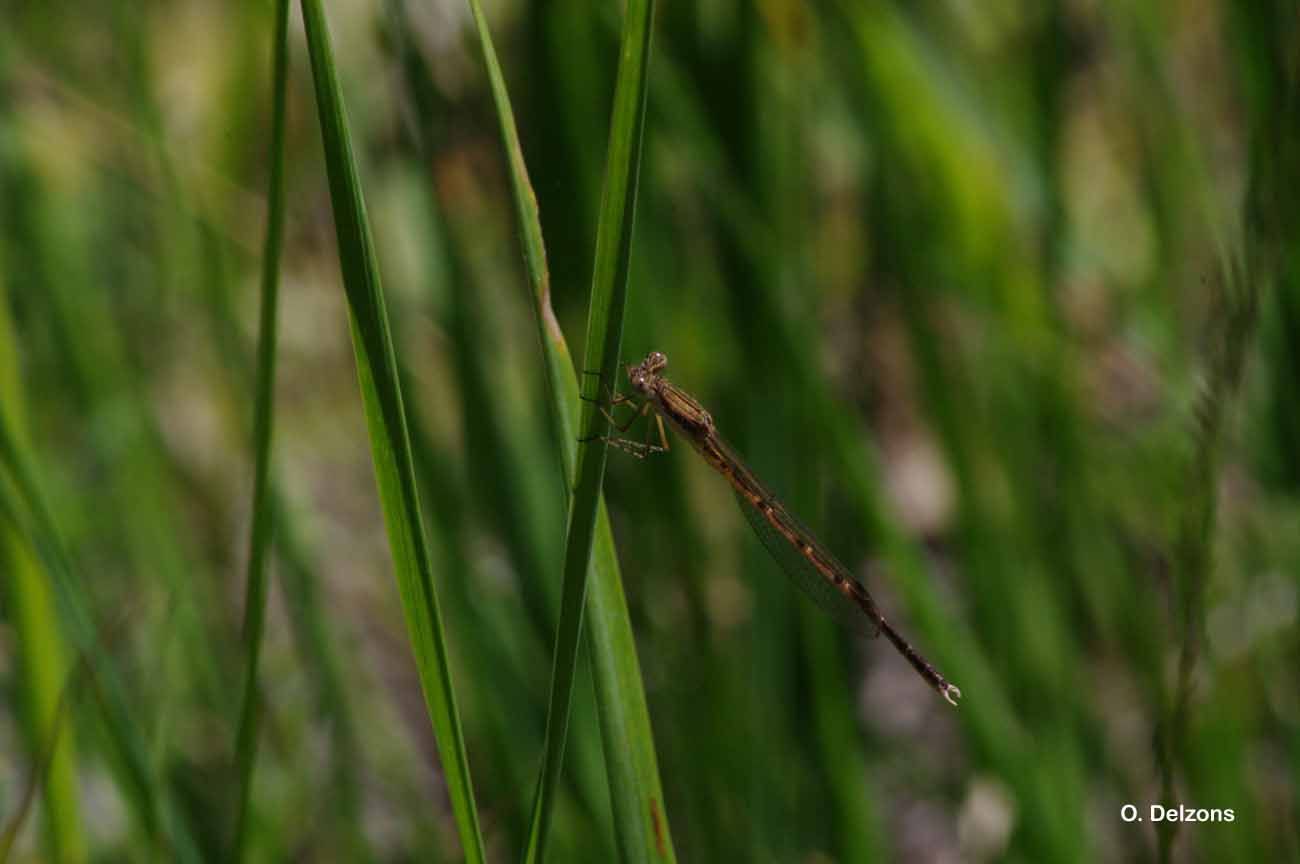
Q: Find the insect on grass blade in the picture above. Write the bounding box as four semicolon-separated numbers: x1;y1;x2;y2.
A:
593;351;961;706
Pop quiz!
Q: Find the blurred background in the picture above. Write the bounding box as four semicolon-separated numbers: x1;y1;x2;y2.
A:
1;0;1297;861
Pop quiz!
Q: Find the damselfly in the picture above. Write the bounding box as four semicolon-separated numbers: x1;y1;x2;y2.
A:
585;351;961;706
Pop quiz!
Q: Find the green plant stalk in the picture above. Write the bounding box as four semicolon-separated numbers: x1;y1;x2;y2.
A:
230;0;290;857
1158;268;1259;864
0;528;85;864
384;5;615;850
388;0;563;644
441;232;561;633
0;286;86;864
296;0;485;859
463;0;575;487
431;231;618;850
404;362;588;850
523;0;661;859
185;10;368;850
582;507;674;862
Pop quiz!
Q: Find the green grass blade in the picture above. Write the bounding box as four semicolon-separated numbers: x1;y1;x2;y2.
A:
463;0;575;477
1158;260;1259;863
230;0;290;858
0;287;86;864
581;509;676;863
523;0;661;859
463;6;676;860
297;1;485;860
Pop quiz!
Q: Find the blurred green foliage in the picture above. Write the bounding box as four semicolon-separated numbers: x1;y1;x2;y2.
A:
1;0;1297;862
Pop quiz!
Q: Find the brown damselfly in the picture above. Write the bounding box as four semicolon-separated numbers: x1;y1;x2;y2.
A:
585;351;961;706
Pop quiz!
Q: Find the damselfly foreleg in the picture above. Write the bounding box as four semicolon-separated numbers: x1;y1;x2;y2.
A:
597;411;669;459
580;369;642;427
577;391;669;458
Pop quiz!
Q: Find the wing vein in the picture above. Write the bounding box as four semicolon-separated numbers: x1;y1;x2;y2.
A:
704;433;883;638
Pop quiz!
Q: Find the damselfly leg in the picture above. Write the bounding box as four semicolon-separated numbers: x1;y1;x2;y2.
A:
578;370;669;457
600;411;669;459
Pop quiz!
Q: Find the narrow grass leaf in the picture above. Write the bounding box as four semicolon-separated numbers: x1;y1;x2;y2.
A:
463;0;574;471
1158;259;1259;863
463;1;676;860
0;287;86;864
230;0;290;858
297;1;485;859
523;0;661;860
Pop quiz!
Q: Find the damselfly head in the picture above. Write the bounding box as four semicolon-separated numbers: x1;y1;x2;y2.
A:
629;351;668;392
